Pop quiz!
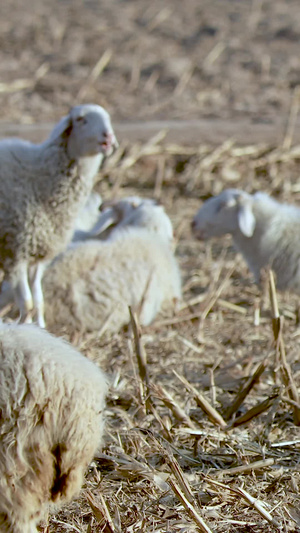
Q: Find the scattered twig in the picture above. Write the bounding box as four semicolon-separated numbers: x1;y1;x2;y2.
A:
197;262;236;340
174;371;227;429
203;42;226;68
149;402;173;442
152;383;196;429
129;307;151;411
205;478;280;527
0;62;49;93
164;449;195;503
229;393;279;428
218;458;275;476
77;49;113;99
225;358;270;420
268;270;300;425
282;85;300;150
153;155;166;199
148;7;172;31
168;478;213;533
86;490;117;533
217;298;247;314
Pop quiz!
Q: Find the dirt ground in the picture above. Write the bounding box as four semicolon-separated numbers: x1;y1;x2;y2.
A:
1;1;300;532
1;0;300;126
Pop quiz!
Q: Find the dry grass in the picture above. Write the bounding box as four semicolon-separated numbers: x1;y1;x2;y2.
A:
1;0;300;132
0;2;299;530
36;137;300;533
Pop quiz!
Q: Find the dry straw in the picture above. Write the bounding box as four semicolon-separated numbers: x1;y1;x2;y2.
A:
1;136;298;532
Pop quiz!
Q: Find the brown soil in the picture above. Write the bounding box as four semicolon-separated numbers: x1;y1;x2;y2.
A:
0;0;300;126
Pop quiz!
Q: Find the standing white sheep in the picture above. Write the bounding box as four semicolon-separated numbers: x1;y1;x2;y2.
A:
0;322;108;533
0;104;117;327
191;188;300;291
41;197;180;333
0;198;181;332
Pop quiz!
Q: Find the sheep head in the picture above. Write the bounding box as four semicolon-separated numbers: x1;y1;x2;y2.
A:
192;189;256;240
90;197;174;244
49;104;118;160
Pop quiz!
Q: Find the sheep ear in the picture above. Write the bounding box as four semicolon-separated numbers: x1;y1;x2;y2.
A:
90;208;119;236
216;197;237;213
48;114;72;141
237;202;256;237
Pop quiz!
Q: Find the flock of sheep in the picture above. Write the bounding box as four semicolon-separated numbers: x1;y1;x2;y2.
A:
0;102;299;532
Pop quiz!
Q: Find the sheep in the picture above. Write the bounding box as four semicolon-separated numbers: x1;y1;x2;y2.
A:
5;197;178;333
42;196;181;333
74;191;102;232
0;321;108;533
191;188;300;291
72;195;174;243
0;191;103;310
0;104;117;328
0;197;181;332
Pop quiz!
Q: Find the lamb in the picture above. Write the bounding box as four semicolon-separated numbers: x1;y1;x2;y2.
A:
13;197;180;333
72;195;174;243
43;196;181;333
0;197;181;332
0;321;108;533
191;188;300;291
0;191;103;311
0;104;117;327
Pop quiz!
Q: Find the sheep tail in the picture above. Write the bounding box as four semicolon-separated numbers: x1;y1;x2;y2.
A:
50;443;82;503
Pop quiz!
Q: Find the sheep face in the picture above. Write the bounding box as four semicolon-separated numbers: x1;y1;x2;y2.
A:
63;104;118;160
92;197;174;244
100;196;157;219
192;189;256;240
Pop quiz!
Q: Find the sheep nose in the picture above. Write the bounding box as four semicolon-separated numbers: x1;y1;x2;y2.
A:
103;131;112;143
191;219;196;231
103;131;118;150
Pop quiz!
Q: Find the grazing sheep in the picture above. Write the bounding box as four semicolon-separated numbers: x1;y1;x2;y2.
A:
0;322;108;533
191;188;300;291
0;104;117;327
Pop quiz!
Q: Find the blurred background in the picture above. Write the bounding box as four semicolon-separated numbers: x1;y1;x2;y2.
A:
1;0;300;141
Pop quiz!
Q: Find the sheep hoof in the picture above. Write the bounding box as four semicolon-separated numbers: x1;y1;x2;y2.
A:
19;309;34;325
37;316;46;329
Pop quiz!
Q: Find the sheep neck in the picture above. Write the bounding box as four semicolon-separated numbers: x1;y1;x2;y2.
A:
33;140;102;218
232;199;293;281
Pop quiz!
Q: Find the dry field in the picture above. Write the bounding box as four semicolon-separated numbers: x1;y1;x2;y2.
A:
1;1;300;532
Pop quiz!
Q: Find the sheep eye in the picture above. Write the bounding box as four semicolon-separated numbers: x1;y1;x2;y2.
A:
76;116;87;124
216;203;225;214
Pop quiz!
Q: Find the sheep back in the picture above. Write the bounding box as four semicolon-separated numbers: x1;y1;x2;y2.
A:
43;230;181;333
0;323;108;533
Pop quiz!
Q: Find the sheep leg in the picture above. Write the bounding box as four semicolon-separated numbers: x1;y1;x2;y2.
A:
10;262;33;323
0;517;38;533
30;262;47;328
0;279;14;309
